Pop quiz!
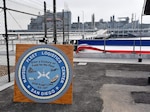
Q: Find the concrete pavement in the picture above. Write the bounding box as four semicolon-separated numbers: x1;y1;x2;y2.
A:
100;84;150;112
0;62;150;112
0;49;150;112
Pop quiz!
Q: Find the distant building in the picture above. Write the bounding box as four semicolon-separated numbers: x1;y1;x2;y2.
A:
27;11;150;33
28;10;71;32
71;15;150;32
91;14;95;29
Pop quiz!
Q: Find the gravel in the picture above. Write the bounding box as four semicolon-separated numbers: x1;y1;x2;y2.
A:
0;65;15;76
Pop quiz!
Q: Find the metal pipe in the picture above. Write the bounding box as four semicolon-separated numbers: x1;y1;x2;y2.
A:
44;1;47;44
0;6;38;16
3;0;11;82
67;11;70;44
62;9;65;44
138;14;143;62
11;40;14;51
53;0;57;44
133;40;135;53
104;38;106;53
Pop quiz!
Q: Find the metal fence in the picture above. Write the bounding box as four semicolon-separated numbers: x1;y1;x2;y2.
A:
0;37;40;87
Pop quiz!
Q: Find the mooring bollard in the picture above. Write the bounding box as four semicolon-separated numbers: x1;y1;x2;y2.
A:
148;77;150;85
138;58;142;62
138;54;142;62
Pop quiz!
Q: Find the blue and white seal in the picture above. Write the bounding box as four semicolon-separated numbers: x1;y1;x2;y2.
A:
15;45;72;103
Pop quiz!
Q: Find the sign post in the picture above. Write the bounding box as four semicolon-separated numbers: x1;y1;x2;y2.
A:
14;44;73;104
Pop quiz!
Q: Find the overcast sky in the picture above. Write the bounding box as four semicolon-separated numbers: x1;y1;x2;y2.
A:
0;0;149;31
59;0;145;22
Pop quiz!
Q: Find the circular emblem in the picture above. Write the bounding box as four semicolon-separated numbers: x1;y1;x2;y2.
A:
15;45;72;103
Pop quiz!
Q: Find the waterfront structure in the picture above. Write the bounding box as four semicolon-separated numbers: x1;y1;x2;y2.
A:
28;10;71;32
73;15;150;31
26;12;150;37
